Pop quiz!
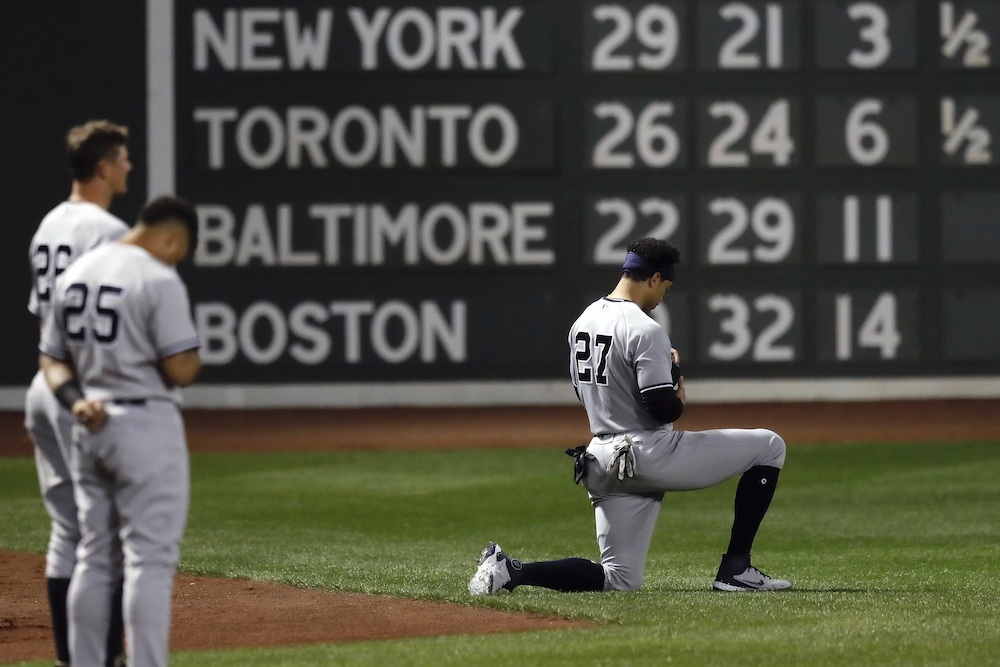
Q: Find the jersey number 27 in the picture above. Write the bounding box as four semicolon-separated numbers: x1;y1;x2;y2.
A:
575;332;613;385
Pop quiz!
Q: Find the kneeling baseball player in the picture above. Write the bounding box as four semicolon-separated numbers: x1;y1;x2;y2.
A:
470;237;791;595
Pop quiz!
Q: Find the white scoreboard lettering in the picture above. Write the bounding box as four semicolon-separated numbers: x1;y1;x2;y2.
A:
194;201;556;268
192;103;554;170
191;5;550;72
196;298;467;366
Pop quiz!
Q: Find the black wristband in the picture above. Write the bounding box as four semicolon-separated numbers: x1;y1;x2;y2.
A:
54;380;85;411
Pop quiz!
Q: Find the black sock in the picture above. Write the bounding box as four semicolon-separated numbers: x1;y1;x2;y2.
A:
727;465;781;557
503;558;605;592
47;577;72;664
106;580;125;667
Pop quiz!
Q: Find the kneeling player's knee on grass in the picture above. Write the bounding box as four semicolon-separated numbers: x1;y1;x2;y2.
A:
605;565;643;591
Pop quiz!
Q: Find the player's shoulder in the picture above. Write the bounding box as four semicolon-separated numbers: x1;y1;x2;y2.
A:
628;313;666;343
32;202;72;238
572;297;614;329
600;298;660;327
64;244;180;288
572;298;664;343
34;201;128;239
75;202;129;232
122;245;185;285
61;241;118;274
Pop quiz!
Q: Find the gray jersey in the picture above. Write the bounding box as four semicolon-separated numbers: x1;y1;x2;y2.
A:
40;243;200;403
569;297;675;435
28;201;129;320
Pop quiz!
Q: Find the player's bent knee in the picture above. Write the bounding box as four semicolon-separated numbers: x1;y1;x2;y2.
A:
756;429;786;468
603;564;643;591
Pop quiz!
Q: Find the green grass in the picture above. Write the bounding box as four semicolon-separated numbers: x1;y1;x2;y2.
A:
2;441;999;666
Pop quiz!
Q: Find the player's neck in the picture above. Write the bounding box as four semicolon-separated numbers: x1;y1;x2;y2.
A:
608;278;651;313
68;180;112;210
119;225;181;267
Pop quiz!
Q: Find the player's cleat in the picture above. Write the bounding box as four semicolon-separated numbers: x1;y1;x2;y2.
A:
468;542;521;595
712;554;792;592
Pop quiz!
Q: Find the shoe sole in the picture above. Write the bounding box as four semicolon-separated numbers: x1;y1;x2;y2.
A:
469;543;502;595
712;580;792;592
468;569;494;595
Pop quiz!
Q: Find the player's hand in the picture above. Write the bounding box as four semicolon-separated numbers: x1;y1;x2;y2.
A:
72;399;108;433
676;376;686;402
670;348;681;364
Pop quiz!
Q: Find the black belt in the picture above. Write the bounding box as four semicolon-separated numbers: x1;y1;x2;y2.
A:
111;398;147;406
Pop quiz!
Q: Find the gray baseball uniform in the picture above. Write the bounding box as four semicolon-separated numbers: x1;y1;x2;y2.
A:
40;241;200;667
25;201;129;580
569;297;785;591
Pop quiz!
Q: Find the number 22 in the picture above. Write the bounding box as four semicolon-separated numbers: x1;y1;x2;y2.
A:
575;332;613;385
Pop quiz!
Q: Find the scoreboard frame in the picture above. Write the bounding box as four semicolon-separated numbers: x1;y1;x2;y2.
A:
145;0;1000;406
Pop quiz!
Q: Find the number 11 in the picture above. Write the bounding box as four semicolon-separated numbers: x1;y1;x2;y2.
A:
843;195;893;262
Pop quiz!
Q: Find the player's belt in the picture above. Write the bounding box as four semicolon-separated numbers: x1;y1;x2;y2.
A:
111;398;147;406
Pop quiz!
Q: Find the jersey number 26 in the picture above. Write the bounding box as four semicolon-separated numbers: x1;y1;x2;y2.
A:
33;244;72;303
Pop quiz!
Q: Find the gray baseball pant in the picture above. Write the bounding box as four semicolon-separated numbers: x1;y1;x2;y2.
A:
585;428;786;591
69;401;189;667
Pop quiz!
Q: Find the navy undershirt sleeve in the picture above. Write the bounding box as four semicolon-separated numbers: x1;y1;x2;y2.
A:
640;386;684;424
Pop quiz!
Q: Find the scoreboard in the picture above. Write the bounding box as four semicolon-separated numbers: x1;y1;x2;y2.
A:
153;0;1000;395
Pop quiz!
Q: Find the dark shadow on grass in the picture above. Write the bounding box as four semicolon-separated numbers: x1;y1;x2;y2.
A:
514;583;916;594
643;586;903;594
782;587;911;593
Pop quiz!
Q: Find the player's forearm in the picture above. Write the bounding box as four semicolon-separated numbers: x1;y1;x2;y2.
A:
40;353;107;429
159;349;202;387
39;353;76;393
640;386;684;424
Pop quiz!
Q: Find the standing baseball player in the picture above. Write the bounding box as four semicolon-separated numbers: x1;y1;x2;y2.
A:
25;119;132;667
470;237;791;595
39;196;202;667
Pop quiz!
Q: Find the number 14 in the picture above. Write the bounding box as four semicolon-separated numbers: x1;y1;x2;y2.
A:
835;292;901;360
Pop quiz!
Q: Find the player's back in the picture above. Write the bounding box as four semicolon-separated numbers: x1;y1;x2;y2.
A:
43;242;198;404
569;297;674;435
28;201;129;320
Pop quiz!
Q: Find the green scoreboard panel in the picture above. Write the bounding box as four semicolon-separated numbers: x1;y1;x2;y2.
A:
157;0;1000;384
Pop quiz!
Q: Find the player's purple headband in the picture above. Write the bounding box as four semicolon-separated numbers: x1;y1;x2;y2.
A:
622;252;675;281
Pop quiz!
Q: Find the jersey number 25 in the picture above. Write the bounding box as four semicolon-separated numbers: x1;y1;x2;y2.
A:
63;283;124;344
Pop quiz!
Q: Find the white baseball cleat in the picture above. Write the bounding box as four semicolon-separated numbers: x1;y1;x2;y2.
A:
713;554;792;592
468;542;517;595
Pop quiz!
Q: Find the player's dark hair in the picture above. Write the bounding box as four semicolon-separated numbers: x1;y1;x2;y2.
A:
66;120;129;181
622;237;681;281
139;196;199;252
